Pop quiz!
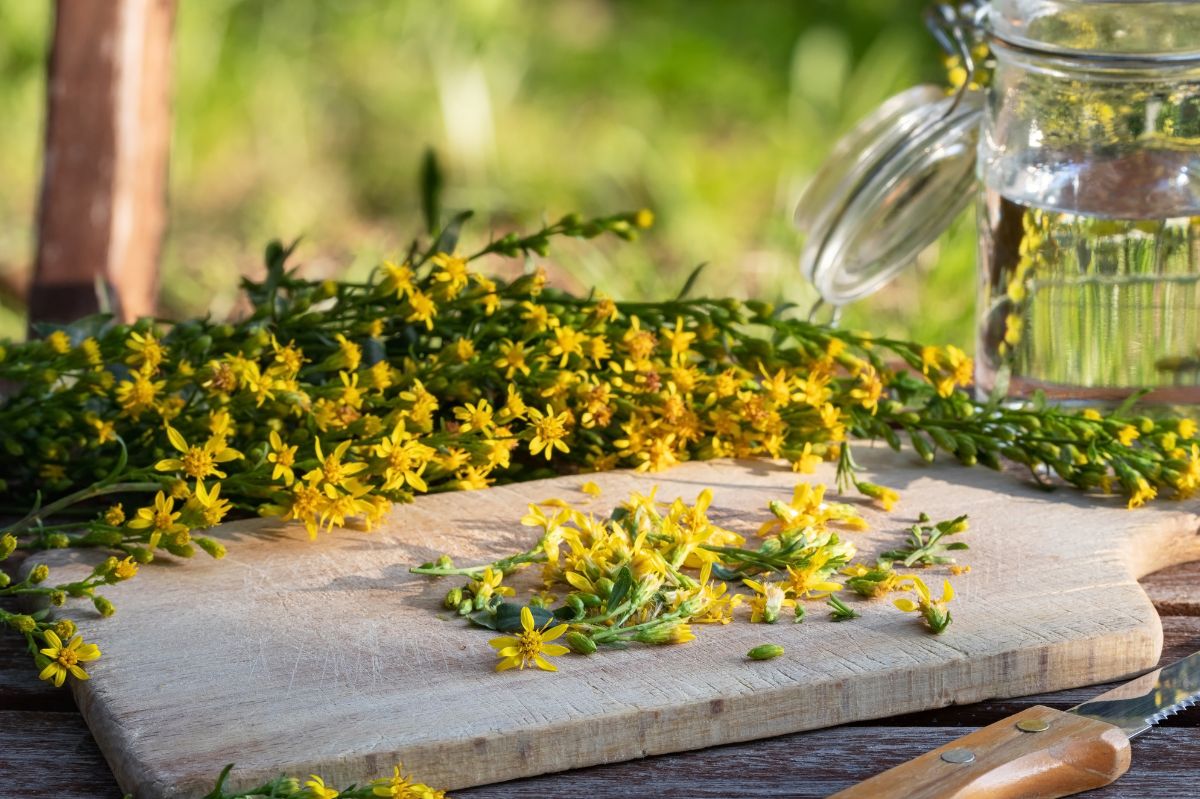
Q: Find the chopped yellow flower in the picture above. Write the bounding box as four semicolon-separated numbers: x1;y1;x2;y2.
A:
894;576;954;634
580;480;602;497
304;775;339;799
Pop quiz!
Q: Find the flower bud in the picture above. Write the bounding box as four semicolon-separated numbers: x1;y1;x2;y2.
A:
93;596;116;618
633;621;695;645
457;599;473;616
196;537;227;559
0;532;16;559
8;614;36;633
566;631;597;655
50;591;67;606
29;564;49;584
747;644;785;661
565;594;586;619
54;619;76;640
444;587;463;609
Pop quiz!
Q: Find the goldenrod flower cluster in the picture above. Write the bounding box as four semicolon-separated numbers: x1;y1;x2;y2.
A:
201;762;448;799
415;481;967;671
0;208;1191;688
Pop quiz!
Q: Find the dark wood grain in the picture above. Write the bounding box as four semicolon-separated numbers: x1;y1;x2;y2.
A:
456;726;1198;799
0;711;121;799
1;569;1197;798
1145;560;1200;617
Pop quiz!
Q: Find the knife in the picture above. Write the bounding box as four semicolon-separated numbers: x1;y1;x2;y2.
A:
828;650;1200;799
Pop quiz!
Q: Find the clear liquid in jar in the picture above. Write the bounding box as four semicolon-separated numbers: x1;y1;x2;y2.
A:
976;188;1200;405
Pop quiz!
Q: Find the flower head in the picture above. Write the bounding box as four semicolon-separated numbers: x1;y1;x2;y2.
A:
37;630;101;687
489;606;570;672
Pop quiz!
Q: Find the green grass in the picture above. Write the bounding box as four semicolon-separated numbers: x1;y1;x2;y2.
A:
0;0;976;348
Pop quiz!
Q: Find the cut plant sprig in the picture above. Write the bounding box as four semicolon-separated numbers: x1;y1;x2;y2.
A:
880;512;970;568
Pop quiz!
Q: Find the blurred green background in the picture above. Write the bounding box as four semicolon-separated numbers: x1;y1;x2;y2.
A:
0;0;976;346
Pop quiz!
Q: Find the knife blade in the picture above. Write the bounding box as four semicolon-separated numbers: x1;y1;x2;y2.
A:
827;650;1200;799
1068;650;1200;738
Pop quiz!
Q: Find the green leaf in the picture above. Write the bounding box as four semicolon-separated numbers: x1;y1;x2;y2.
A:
475;602;560;633
200;763;235;799
419;147;443;235
425;210;474;262
675;262;708;300
608;566;632;610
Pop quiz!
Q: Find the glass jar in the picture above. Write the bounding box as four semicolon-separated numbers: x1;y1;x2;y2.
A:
978;0;1200;404
797;0;1200;405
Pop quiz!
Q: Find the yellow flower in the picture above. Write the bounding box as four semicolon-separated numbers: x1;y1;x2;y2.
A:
742;578;794;624
634;208;655;229
104;503;125;526
1117;425;1139;446
894;576;954;634
527;405;571;460
37;630;101;687
470;566;516;603
154;424;243;481
303;439;368;498
1179;418;1198;440
662;317;696;363
549;325;587;367
379;260;416;299
304;775;339;799
849;366;884;413
489;606;570;672
784;561;844;599
191;481;232;527
46;330;71;354
115;372;165;418
127;491;186;538
372;764;414;797
431;252;470;296
105;554;137;581
374;426;432;493
790;442;822;474
406;290;438;330
1127;476;1157;509
453;399;495;434
333;334;363;372
857;481;899;511
125;330;166;372
495;340;532;378
520;301;559;334
268;431;298;485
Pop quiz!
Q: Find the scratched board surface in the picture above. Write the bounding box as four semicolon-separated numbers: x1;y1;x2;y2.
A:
32;447;1200;797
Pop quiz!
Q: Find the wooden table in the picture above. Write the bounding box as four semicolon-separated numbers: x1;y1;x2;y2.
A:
4;561;1198;798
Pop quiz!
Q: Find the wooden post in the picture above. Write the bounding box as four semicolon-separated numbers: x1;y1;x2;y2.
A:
29;0;176;328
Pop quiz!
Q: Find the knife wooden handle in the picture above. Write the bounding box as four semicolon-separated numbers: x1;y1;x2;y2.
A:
827;706;1131;799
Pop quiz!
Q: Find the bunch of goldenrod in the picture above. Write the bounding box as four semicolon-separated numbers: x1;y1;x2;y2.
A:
414;480;966;673
0;205;1194;687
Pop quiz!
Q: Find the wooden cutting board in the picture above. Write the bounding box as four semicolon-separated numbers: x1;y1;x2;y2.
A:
32;447;1200;797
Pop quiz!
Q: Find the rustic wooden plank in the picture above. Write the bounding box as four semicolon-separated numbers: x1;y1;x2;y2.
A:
1;619;1198;795
0;711;121;799
29;0;174;325
26;451;1200;796
456;726;1200;799
3;716;1199;799
877;616;1200;727
1143;560;1200;617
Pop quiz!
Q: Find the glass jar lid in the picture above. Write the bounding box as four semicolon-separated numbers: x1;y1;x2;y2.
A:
796;84;984;307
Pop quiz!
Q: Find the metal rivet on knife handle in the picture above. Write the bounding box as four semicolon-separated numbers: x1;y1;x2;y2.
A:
940;748;976;764
1016;718;1050;733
